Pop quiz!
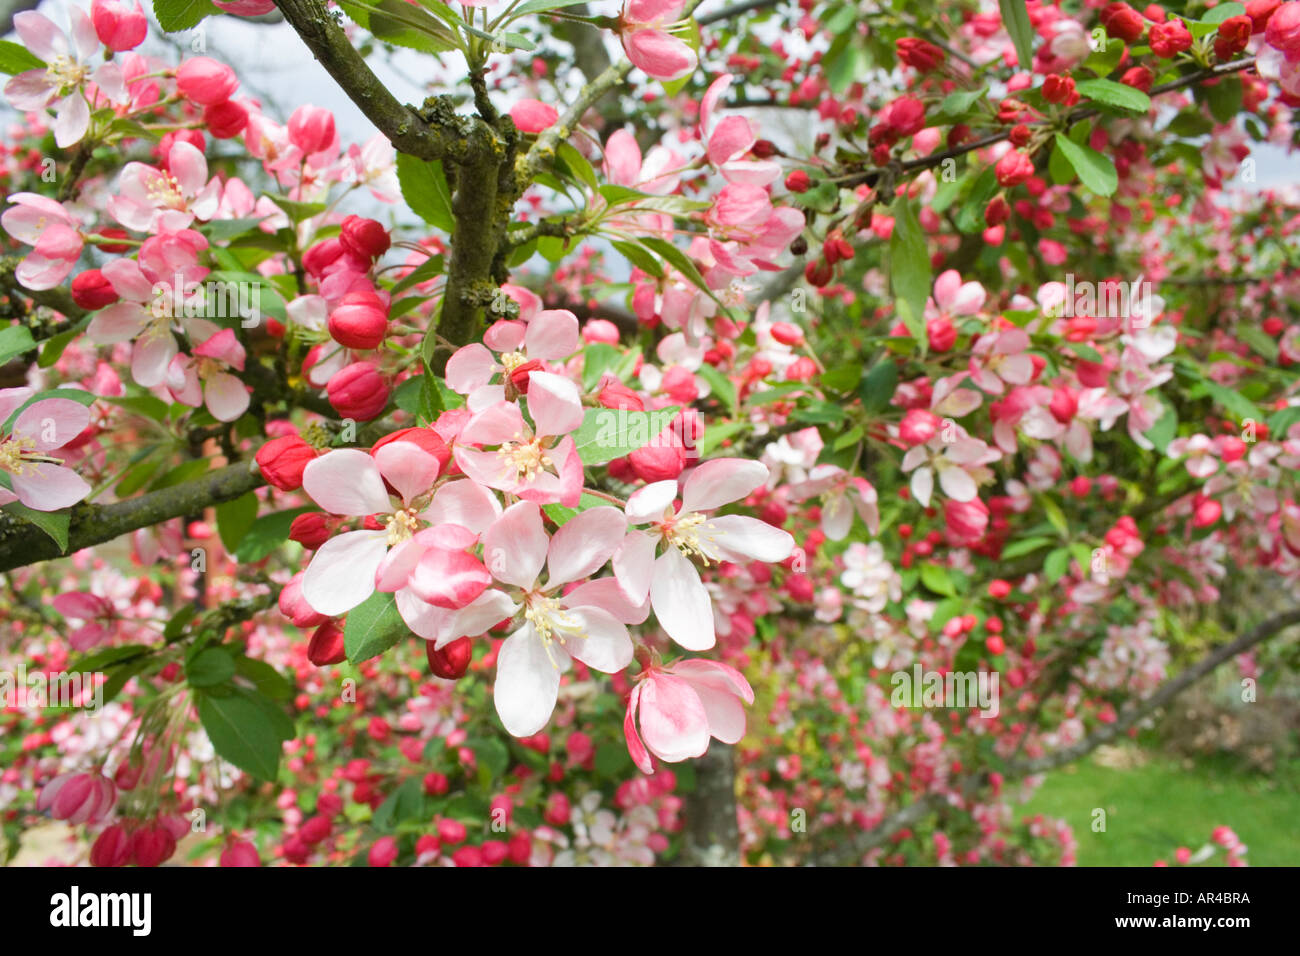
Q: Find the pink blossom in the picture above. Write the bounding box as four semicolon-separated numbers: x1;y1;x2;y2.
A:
166;328;250;422
625;659;753;772
0;193;84;291
619;0;698;81
108;140;221;233
0;390;92;512
613;458;794;650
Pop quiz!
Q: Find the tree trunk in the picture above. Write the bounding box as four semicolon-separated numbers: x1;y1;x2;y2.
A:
675;744;740;866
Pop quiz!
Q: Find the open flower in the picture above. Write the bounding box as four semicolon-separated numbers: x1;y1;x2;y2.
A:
481;501;634;736
613;458;794;650
453;371;586;506
52;592;119;650
446;309;579;409
0;389;91;511
3;9;127;147
900;430;1000;506
166;328;250;422
624;659;753;772
108;140;221;233
788;465;879;540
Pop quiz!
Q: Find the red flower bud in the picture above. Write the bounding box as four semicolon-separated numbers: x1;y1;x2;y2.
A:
896;37;946;72
1009;123;1032;147
995;150;1035;188
339;214;391;261
899;408;942;445
289;512;333;550
984;195;1011;227
1150;20;1193;58
926;315;958;351
1101;3;1146;44
1042;74;1076;105
71;269;119;310
1247;0;1282;33
204;99;248;139
329;290;389;350
327;362;389;421
1214;15;1254;58
307;622;346;666
288;104;336;156
219;840;260;866
1120;66;1155;92
769;321;804;346
91;0;148;52
785;169;812;193
130;821;177;867
427;636;473;680
175;56;238;106
596;379;645;411
90;823;134;867
255;435;317;491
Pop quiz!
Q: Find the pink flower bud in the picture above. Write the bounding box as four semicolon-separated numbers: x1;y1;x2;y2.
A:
288;104;336;156
509;98;559;133
289;512;333;550
37;772;117;824
327;362;389;421
130;821;177;867
995;149;1035;188
220;839;261;866
256;435;318;491
175;57;238;106
204;100;248;139
91;0;147;51
899;408;941;445
90;823;133;867
339;215;391;261
582;319;621;344
71;269;119;310
329;291;389;350
1266;1;1300;58
279;572;328;628
368;836;399;867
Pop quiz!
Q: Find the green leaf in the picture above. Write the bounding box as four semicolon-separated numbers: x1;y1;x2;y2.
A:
1053;134;1118;197
163;604;197;640
391;254;445;294
1;503;69;552
203;217;266;241
152;0;220;32
594;741;632;778
0;324;35;365
889;196;931;344
571;406;680;465
999;535;1054;559
396;154;454;232
859;360;898;413
1043;546;1071;583
998;0;1035;70
343;590;408;663
920;563;956;597
215;492;259;553
187;647;236;689
233;656;294;700
1201;380;1262;424
1075;78;1151;114
637;237;717;304
1041;496;1069;538
610;239;664;278
1144;402;1178;454
820;363;862;394
695;363;737;417
510;0;592;16
233;507;314;563
372;777;425;832
1204;76;1244;124
339;0;460;53
197;689;293;781
264;195;326;224
956;165;1000;234
38;324;86;369
0;40;44;75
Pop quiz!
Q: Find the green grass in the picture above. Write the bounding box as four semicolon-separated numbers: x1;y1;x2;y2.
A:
1017;749;1300;866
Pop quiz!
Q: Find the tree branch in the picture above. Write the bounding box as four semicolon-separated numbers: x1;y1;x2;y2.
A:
272;0;470;162
0;462;264;572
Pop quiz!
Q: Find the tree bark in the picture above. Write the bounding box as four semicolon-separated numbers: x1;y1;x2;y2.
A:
675;743;741;866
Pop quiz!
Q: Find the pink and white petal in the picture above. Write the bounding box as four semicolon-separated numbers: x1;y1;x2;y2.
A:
131;335;177;389
820;493;853;541
673;658;754;704
624;683;654;774
937;466;977;502
613;528;658;603
546;505;627;586
482;500;548;588
676;670;748;744
87;302;149;344
301;529;388;616
637;674;710;763
459;401;525;446
373;440;440;505
14;11;67;62
14;398;89;451
53;93;91;149
482;319;525;353
453;445;520;495
436;588;518;647
603;128;642;186
169;141;209;196
561;606;633;673
494;624;562;737
680;457;768;514
707;115;755;167
374;537;424;592
12;463;90;511
409;548;491;609
203;372;249;422
52;592;107;620
910;467;934;508
302;448;391;516
68;6;100;59
0;387;33;423
623;29;697;82
699;514;794;563
3;70;55;111
524;309;579;361
526;370;584;438
422;478;501;533
563;576;650;625
625;480;677;523
100;257;155;302
396;587;455;640
446;343;499;394
650;546;715;650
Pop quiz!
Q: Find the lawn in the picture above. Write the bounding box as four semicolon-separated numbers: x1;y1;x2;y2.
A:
1018;747;1300;866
